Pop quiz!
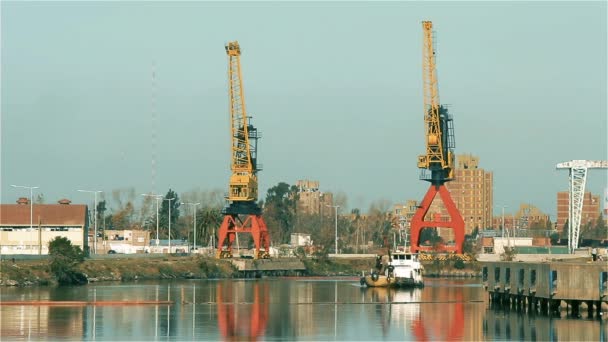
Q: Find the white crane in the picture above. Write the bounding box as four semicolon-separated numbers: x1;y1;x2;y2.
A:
556;160;608;253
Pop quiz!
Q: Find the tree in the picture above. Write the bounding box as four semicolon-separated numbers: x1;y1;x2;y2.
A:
111;202;135;230
263;182;298;244
159;189;181;240
96;200;107;231
592;214;607;240
48;237;87;285
195;207;223;247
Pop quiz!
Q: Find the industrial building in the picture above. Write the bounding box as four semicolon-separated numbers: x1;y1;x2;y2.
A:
0;198;89;255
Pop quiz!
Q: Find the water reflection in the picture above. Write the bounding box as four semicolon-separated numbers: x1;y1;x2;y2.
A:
216;281;269;340
0;279;605;341
363;287;422;338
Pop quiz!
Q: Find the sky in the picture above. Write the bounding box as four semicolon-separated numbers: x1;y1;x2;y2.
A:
1;1;607;218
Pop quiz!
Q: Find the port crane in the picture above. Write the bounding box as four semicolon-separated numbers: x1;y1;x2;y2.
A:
216;41;271;259
556;160;608;253
410;21;465;254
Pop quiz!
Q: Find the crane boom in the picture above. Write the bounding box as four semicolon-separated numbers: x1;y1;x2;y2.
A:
418;21;455;184
225;41;260;203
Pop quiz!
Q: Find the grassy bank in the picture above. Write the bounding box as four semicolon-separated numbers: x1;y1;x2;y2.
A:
0;256;480;287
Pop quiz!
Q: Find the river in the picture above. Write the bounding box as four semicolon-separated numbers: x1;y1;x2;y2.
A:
0;278;605;341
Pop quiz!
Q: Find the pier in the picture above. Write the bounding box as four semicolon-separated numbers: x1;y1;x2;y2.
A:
482;260;608;317
230;258;306;277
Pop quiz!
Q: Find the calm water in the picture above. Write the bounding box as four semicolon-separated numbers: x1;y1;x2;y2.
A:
0;278;605;341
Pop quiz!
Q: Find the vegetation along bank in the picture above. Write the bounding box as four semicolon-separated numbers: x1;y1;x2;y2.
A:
0;254;481;287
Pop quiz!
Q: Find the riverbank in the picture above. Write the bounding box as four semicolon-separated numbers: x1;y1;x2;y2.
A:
0;255;481;286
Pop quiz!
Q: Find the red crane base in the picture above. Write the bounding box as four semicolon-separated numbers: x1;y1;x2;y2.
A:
410;184;464;254
216;214;271;259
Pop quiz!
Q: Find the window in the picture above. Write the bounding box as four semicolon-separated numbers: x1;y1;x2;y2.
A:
530;270;536;286
505;268;511;282
551;270;557;289
482;267;488;281
518;269;524;286
494;267;500;281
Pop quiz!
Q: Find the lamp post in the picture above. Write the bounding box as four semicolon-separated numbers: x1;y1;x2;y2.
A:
165;197;175;253
181;202;200;251
326;205;340;254
142;193;163;247
500;205;508;248
11;185;39;254
78;190;102;254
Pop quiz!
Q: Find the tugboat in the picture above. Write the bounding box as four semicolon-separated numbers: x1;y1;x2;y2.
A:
361;247;424;288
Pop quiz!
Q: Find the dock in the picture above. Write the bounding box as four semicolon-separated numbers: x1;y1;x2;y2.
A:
482;260;608;317
230;258;306;277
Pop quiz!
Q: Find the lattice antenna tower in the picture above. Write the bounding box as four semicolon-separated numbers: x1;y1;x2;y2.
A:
151;61;158;195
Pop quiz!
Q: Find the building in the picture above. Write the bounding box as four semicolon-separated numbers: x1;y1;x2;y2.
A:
448;154;493;233
296;180;334;216
426;154;494;236
391;200;419;229
556;191;601;233
101;229;151;254
0;198;89;255
491;204;551;237
291;233;312;247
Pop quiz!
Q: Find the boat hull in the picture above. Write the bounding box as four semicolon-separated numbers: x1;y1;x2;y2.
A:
361;275;424;288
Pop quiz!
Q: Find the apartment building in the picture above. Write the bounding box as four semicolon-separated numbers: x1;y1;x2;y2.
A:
556;191;602;232
427;154;494;235
296;180;334;216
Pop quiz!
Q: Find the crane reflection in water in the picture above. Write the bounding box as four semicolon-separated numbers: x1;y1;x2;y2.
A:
216;281;269;341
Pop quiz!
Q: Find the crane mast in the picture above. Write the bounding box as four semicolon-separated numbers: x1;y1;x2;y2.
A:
226;41;260;204
217;41;270;259
410;21;464;254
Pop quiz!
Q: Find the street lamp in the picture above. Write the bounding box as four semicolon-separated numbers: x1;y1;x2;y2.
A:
326;205;340;255
142;193;163;246
165;197;175;253
11;185;39;253
500;205;509;247
181;202;200;251
78;190;102;254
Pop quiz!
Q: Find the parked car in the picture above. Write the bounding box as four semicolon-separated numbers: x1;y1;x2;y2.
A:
108;250;117;254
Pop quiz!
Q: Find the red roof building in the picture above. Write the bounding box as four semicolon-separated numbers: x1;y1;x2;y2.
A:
0;198;89;255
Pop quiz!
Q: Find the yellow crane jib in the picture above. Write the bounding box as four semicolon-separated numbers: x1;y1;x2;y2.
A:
418;21;455;183
225;41;261;203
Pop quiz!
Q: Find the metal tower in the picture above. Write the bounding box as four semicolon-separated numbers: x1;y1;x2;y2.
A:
556;160;608;253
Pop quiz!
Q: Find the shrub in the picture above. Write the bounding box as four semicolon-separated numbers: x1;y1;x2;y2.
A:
48;237;87;285
453;259;466;270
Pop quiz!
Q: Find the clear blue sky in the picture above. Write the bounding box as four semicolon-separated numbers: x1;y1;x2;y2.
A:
1;1;606;218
